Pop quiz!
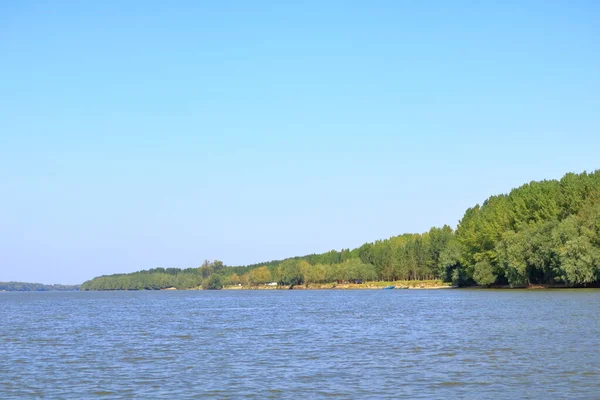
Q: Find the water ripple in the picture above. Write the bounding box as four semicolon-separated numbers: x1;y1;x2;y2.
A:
1;290;599;398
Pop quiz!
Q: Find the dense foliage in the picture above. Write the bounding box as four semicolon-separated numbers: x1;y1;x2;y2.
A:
81;170;600;290
0;282;80;291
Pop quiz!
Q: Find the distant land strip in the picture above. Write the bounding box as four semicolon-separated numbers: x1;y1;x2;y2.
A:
0;282;80;292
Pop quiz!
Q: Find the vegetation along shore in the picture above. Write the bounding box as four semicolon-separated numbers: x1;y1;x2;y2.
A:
0;282;80;292
79;170;600;291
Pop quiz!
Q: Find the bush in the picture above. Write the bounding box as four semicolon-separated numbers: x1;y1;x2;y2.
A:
473;260;497;287
202;274;223;290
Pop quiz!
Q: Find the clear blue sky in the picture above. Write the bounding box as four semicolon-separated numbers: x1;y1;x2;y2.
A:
1;1;599;284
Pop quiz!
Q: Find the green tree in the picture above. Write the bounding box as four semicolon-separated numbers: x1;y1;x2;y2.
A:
248;266;272;285
202;274;223;290
473;259;496;286
438;238;465;284
277;259;304;286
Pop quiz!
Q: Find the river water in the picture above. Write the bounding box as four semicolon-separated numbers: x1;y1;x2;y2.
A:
1;289;599;399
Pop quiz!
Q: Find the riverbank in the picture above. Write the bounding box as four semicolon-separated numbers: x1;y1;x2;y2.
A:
221;280;455;290
167;280;598;291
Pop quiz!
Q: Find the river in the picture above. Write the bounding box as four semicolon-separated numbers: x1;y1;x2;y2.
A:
1;289;599;398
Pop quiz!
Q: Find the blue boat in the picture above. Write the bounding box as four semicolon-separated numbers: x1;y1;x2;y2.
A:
382;286;395;290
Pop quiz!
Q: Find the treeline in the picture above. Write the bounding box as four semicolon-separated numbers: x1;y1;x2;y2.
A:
80;258;379;290
0;282;80;291
81;170;600;290
79;268;204;291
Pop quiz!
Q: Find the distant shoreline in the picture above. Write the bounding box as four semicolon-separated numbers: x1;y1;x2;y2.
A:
220;284;456;290
0;282;81;292
4;284;597;292
160;282;599;291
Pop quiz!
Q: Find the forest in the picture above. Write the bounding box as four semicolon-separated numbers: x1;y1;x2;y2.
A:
81;170;600;290
0;282;80;291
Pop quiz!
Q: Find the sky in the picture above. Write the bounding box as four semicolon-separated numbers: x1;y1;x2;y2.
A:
1;1;599;284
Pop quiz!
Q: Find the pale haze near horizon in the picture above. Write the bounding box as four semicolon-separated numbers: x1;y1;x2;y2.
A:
1;1;599;284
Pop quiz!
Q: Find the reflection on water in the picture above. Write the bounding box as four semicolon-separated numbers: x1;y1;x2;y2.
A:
1;290;599;399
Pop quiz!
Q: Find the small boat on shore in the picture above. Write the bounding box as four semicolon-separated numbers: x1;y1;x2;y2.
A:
382;286;395;290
